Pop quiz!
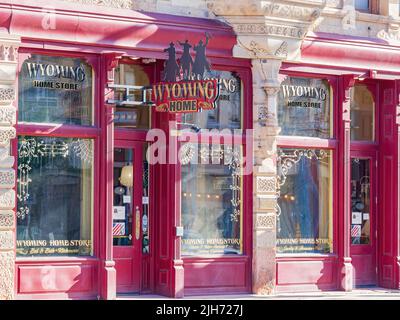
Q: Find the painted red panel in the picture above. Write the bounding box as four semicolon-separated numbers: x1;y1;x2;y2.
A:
114;258;133;286
184;260;247;288
18;264;95;294
276;259;336;286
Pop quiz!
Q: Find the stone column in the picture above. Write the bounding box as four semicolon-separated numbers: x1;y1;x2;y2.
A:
252;58;282;295
0;35;20;300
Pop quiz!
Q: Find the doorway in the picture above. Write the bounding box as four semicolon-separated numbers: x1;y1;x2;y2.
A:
350;152;377;286
113;140;146;293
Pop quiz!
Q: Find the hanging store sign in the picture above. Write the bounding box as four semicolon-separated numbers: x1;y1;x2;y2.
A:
152;33;222;113
152;79;219;112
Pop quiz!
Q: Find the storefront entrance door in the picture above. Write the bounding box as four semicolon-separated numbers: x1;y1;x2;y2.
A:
113;141;143;293
350;153;377;286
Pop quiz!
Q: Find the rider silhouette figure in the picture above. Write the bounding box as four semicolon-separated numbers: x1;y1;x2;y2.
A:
192;34;211;80
178;40;193;80
163;42;179;82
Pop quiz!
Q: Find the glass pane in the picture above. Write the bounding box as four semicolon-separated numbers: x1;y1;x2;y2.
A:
181;144;242;255
142;144;150;254
277;148;333;254
16;136;93;256
355;0;369;10
114;64;150;129
113;148;134;246
182;70;241;130
278;77;331;138
351;158;371;245
18;55;93;125
350;84;375;141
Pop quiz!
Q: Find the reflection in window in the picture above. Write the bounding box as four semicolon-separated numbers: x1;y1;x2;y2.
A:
182;71;241;130
351;158;371;245
277;148;333;254
278;77;331;138
350;84;375;141
114;64;151;129
355;0;369;11
113;148;134;246
18;55;93;125
181;144;242;255
16;136;93;256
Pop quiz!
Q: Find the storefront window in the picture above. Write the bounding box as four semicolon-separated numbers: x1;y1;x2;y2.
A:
114;64;151;129
182;71;241;130
277;148;333;254
18;54;93;126
181;144;242;255
350;84;375;141
16;136;94;256
278;76;331;138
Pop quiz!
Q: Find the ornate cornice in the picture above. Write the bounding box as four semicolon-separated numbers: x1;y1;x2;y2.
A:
207;0;324;21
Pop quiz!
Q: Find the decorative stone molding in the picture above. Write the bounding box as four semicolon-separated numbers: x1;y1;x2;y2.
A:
60;0;135;9
207;0;324;21
0;210;14;229
256;176;276;193
0;190;15;209
0;230;13;250
0;35;19;301
256;213;275;230
0;251;14;300
0;127;16;147
0;88;15;103
233;23;308;39
0;106;16;126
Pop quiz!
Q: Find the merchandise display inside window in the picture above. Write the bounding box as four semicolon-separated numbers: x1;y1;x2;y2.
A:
277;148;333;254
181;144;242;255
278;76;331;138
113;148;134;246
181;71;241;130
351;158;371;245
16;136;94;256
18;54;93;126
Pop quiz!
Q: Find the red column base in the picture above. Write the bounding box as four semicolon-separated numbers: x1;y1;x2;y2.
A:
339;257;353;291
100;260;117;300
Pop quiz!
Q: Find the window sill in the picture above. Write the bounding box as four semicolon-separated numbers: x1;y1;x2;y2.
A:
16;256;98;263
276;253;338;259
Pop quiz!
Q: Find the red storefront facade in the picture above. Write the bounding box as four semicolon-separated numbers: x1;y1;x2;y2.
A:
0;1;400;300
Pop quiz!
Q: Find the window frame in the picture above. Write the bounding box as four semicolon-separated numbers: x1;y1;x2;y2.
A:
178;63;252;258
276;71;339;257
355;0;379;14
14;48;101;261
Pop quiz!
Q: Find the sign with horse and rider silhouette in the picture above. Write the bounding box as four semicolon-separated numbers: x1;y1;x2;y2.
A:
152;33;221;113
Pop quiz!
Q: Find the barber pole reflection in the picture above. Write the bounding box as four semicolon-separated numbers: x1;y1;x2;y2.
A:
113;222;125;236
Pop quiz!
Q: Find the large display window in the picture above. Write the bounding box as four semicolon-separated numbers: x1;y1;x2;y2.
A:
16;53;97;257
277;74;335;255
181;144;242;255
277;148;333;254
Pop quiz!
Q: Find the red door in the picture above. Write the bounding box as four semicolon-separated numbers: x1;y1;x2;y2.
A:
350;152;377;286
113;140;143;293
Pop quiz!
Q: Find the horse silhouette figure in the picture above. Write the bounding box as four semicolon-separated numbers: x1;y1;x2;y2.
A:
178;40;193;80
192;34;211;80
163;42;180;82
